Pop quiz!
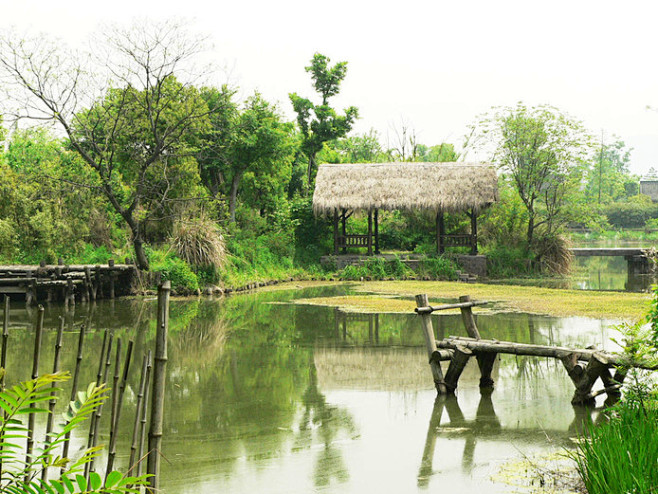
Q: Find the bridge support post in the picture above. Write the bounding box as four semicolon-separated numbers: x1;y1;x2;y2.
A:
444;346;472;392
571;353;610;405
415;294;447;394
627;255;650;275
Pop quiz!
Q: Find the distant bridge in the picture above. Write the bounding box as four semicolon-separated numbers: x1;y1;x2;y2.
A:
570;247;649;257
570;247;653;275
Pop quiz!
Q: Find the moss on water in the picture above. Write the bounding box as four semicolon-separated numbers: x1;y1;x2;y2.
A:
296;281;649;320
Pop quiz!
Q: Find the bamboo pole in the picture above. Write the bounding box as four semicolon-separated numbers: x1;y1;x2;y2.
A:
129;352;150;472
42;316;65;482
26;305;45;482
415;294;447;394
61;324;86;474
1;295;9;390
86;333;113;478
110;339;123;446
106;340;133;476
147;281;170;492
0;295;8;475
138;352;152;479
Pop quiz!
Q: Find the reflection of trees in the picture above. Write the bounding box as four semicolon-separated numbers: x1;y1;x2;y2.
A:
295;355;356;488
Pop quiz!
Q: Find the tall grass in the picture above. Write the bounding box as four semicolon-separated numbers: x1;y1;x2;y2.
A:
572;400;658;494
172;218;227;270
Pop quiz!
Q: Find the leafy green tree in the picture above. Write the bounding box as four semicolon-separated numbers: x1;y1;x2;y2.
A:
415;143;458;162
289;53;358;191
0;22;214;270
585;139;635;203
197;85;239;201
471;103;593;247
200;93;296;223
0;128;107;263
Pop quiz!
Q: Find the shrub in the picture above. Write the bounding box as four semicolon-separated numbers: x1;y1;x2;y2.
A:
603;199;658;228
152;254;200;294
337;257;414;280
417;256;459;280
485;246;533;279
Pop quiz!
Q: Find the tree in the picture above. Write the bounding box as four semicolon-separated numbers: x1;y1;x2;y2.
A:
585;138;634;203
289;53;358;191
471;103;593;247
0;21;216;270
199;92;296;223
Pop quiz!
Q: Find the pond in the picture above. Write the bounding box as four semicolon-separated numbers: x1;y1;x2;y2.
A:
3;285;622;493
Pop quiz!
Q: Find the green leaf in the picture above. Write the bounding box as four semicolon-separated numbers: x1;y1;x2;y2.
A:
61;475;74;493
105;471;122;488
49;480;65;494
75;474;87;492
89;471;102;490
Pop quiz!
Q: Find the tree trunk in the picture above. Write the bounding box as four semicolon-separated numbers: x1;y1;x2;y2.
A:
228;170;245;224
526;213;535;247
133;236;149;271
305;154;317;195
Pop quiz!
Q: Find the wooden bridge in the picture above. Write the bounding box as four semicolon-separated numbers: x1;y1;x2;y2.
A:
570;247;654;274
414;294;656;405
0;261;136;305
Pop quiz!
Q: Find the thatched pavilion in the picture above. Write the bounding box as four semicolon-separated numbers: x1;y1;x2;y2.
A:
312;162;498;255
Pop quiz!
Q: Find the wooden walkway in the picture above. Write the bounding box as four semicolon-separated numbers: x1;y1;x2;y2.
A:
414;294;655;405
0;262;136;305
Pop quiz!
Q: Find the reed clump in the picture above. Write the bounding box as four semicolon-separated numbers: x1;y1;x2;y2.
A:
172;218;227;270
572;400;658;494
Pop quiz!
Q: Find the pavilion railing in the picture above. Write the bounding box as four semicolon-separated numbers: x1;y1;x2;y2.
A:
337;234;372;254
438;234;478;255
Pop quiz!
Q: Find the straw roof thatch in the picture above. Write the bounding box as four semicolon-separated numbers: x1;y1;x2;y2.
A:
313;162;498;215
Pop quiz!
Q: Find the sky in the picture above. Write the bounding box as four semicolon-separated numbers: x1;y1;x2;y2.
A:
2;0;658;175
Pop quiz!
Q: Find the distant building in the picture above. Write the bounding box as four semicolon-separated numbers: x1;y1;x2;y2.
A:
640;178;658;201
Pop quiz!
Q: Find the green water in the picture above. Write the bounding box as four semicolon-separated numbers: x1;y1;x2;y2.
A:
4;285;621;493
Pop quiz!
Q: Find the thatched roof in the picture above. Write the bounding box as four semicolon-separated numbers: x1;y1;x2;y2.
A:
313;162;498;215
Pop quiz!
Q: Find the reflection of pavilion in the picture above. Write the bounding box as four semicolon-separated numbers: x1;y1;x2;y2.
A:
333;308;380;345
417;391;606;487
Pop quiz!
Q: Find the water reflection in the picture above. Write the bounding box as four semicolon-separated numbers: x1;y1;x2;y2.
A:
1;286;623;493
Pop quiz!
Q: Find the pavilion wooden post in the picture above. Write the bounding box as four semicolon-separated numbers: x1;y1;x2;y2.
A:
367;210;373;255
436;211;445;254
341;209;347;254
470;209;478;255
374;209;380;254
415;294;447;394
333;209;339;255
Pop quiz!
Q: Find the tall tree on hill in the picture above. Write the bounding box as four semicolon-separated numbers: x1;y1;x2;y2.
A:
289;53;358;193
0;21;217;270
